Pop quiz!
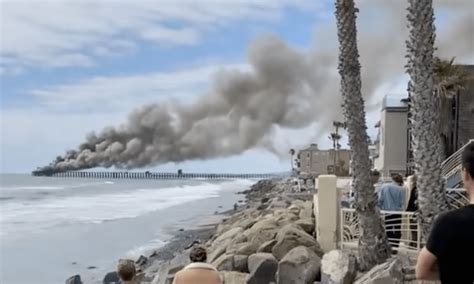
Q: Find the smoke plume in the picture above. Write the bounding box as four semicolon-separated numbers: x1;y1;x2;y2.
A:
35;1;473;174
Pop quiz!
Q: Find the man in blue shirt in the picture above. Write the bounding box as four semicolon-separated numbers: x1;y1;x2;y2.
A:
378;174;405;252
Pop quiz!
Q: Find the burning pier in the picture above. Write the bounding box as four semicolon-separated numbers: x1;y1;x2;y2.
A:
32;170;284;180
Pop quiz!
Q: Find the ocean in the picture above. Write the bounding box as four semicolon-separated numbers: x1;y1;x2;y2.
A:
0;174;252;284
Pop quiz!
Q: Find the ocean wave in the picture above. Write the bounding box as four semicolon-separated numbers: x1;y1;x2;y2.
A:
0;179;252;236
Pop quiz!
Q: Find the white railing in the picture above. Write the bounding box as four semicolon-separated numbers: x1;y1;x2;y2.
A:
340;188;469;254
441;139;474;184
446;188;470;209
340;208;421;254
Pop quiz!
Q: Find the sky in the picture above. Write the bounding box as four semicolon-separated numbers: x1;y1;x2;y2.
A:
1;0;473;174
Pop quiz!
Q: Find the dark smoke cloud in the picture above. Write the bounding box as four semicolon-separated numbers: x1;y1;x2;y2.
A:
35;1;473;174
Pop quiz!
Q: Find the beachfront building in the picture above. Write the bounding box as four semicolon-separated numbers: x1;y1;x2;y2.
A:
296;143;351;176
406;64;474;174
373;95;409;178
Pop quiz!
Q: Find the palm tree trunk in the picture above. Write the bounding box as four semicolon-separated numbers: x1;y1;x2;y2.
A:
334;0;390;271
406;0;449;239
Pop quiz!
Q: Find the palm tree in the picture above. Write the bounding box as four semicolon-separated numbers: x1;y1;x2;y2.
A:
334;0;390;270
405;0;449;239
433;57;472;158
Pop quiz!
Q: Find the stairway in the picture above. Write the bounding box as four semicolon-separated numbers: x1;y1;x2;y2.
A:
441;139;474;188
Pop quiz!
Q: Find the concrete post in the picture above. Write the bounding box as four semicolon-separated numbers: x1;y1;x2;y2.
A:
315;175;339;252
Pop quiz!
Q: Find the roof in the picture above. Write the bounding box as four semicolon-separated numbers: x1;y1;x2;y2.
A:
301;143;319;151
382;95;408;111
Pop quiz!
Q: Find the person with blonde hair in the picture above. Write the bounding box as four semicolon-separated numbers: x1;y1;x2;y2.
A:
405;174;418;248
172;246;221;284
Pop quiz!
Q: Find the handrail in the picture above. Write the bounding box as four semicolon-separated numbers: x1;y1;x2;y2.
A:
441;139;474;177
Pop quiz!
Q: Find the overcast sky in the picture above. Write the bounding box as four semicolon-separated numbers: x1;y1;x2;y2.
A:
1;0;473;173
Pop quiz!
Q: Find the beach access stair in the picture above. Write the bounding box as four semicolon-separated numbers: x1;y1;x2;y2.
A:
441;139;473;188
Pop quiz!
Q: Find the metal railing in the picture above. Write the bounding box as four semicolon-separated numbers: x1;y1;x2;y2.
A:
340;188;469;254
341;208;421;254
441;139;473;188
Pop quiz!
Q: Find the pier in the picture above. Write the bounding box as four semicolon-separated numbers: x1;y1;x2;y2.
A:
35;171;286;180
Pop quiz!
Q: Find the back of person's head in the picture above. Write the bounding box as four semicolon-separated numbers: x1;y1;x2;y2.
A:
117;259;136;282
392;174;404;186
370;169;380;184
190;246;207;263
462;142;474;189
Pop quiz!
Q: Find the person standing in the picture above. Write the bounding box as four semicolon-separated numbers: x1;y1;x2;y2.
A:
405;175;418;248
377;174;405;252
416;143;474;283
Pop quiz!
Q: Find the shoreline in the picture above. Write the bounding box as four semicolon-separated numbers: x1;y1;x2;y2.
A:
78;183;248;284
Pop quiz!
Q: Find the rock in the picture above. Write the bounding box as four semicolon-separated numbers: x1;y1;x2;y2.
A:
103;272;120;284
354;258;403;284
144;260;162;278
214;227;244;245
213;253;235;271
287;205;301;216
65;275;82;284
272;224;324;260
277;246;321;284
246;253;278;284
179;228;184;231
291;199;307;209
238;218;257;230
257;239;277;253
299;207;313;219
295;218;315;234
321;250;357;284
87;266;97;270
268;198;290;209
209;240;231;263
221;271;249;284
136;255;148;266
227;242;258;256
234;255;249;273
244;218;278;248
226;233;248;251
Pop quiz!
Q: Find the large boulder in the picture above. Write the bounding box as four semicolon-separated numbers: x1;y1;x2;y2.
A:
246;253;278;284
321;250;357;284
272;224;324;260
244;218;278;248
257;239;277;253
299;206;314;220
214;227;244;245
103;272;120;284
227;242;258;256
209;241;231;263
213;253;235;271
295;218;315;235
354;258;404;284
277;246;321;284
65;275;82;284
237;218;258;230
221;271;249;284
234;255;249;273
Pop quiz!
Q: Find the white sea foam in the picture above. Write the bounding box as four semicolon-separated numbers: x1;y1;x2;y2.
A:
0;179;252;236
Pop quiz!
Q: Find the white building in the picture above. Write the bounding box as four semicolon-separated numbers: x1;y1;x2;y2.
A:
373;96;409;177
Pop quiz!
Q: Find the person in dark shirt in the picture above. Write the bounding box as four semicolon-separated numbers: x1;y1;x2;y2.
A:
416;142;474;283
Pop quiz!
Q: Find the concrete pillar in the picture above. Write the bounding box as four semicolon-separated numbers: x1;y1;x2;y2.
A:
316;175;339;252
